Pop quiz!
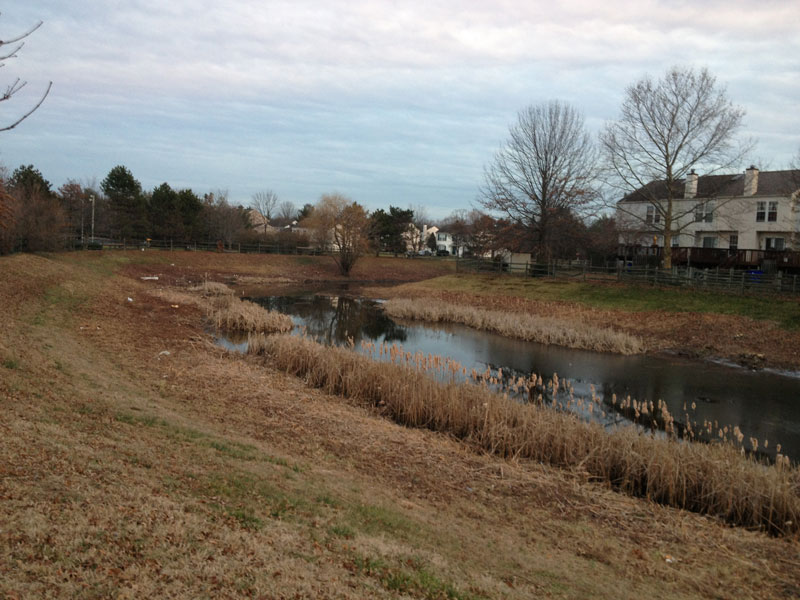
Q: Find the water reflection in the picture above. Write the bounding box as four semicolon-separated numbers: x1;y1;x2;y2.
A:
247;293;800;461
249;294;407;345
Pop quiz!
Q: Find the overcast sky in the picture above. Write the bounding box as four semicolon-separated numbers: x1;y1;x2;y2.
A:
2;0;798;218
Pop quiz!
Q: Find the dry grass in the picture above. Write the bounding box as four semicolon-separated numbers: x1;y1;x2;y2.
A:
152;283;293;335
383;297;644;355
210;297;293;334
250;333;800;535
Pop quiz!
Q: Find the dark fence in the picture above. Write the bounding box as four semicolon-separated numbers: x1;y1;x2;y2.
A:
72;237;322;255
619;245;800;271
456;258;800;297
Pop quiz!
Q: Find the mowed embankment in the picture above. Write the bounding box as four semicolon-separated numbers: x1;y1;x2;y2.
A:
1;251;799;599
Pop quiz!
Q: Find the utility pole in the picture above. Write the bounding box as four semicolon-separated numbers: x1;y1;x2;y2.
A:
90;195;95;243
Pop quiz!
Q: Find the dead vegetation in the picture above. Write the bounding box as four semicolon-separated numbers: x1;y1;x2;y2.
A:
383;297;644;354
249;333;800;535
153;281;293;335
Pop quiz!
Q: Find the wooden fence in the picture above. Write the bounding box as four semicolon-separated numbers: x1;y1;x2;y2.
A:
456;258;800;296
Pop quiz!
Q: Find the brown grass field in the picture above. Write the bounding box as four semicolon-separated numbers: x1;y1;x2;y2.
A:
2;250;799;599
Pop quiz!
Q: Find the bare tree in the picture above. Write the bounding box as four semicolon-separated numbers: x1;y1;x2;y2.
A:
277;200;296;223
480;100;598;261
308;193;370;276
601;66;751;268
1;17;52;132
406;204;430;253
250;189;278;233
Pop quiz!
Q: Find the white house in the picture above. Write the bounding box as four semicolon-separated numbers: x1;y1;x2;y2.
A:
617;167;800;251
435;230;466;256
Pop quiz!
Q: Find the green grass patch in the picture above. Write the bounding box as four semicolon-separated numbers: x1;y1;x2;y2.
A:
114;411;302;468
348;554;483;600
2;357;20;369
328;524;355;539
348;502;415;536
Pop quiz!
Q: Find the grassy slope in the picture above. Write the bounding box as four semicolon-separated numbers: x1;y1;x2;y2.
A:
1;252;799;599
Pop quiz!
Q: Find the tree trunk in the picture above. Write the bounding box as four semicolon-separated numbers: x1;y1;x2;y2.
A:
662;200;673;269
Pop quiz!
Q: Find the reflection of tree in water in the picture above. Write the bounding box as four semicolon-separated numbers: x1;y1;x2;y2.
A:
248;295;406;346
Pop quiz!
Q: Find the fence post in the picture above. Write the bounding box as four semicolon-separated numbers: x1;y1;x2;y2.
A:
794;275;797;294
740;271;745;294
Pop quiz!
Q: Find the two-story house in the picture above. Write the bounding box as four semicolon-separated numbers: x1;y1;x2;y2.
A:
617;167;800;251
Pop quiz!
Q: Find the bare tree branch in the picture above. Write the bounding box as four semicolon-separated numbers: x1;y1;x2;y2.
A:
0;16;50;132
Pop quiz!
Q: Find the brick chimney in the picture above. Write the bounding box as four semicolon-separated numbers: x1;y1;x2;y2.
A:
743;165;759;196
684;170;698;198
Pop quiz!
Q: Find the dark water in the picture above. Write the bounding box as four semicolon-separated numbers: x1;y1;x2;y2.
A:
245;293;800;461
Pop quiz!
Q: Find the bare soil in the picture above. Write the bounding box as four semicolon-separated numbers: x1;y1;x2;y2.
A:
2;251;799;599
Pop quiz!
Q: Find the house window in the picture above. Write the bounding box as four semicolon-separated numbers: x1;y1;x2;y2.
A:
702;236;717;249
671;236;679;247
646;205;660;224
765;237;785;251
756;201;765;222
729;233;738;250
768;201;778;222
437;232;447;241
694;202;714;223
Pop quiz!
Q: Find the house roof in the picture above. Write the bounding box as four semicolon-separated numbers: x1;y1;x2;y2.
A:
619;169;800;203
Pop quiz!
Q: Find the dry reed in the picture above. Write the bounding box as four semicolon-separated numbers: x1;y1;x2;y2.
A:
249;334;800;535
152;283;293;335
383;298;644;355
210;297;293;334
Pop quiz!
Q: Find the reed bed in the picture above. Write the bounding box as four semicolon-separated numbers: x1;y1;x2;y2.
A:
152;283;293;335
210;297;293;334
383;298;644;355
249;333;800;535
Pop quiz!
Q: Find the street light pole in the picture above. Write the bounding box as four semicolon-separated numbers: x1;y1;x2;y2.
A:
90;195;95;243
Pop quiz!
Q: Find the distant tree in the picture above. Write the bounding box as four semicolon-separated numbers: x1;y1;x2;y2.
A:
586;215;619;262
7;164;65;251
440;210;470;256
547;208;588;260
466;210;500;258
369;206;413;255
480;100;598;261
600;66;750;268
297;203;314;221
58;180;89;241
407;204;431;253
149;183;183;241
251;189;278;233
426;232;437;252
9;164;52;198
176;188;203;241
102;165;148;240
309;193;370;275
277;200;297;223
1;17;52;132
201;190;250;248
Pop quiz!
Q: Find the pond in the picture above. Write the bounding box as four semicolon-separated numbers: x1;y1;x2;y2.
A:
240;292;800;461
